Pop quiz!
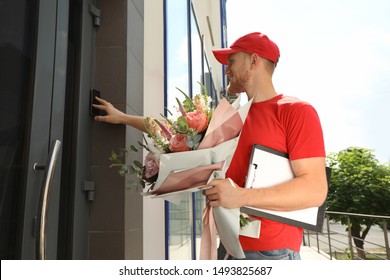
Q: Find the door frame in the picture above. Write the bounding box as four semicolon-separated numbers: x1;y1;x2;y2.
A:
59;0;98;259
20;0;69;259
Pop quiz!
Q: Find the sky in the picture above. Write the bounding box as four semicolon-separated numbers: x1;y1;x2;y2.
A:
226;0;390;163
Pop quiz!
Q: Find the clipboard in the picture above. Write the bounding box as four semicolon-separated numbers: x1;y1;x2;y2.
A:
240;144;330;232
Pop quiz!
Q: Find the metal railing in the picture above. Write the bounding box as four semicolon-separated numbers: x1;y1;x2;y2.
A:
303;211;390;260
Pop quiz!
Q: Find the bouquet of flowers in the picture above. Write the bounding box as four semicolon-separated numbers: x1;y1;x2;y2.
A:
110;84;210;188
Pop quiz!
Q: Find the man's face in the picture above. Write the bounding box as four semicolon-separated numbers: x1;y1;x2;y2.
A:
225;52;251;94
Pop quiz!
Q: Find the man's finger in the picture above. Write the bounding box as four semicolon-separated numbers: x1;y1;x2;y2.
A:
92;104;106;110
95;96;112;106
208;200;219;207
203;186;217;196
94;115;107;122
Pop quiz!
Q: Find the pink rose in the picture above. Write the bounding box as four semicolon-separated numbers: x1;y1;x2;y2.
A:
143;153;159;179
185;110;208;132
169;134;191;152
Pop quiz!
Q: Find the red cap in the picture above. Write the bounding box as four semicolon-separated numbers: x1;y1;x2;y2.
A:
212;32;280;65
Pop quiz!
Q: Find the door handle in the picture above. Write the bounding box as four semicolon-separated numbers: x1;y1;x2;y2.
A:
36;140;62;260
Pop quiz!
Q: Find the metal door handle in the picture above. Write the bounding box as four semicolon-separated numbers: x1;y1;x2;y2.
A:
36;140;62;260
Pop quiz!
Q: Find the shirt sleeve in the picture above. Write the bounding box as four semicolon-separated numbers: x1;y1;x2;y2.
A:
282;102;326;160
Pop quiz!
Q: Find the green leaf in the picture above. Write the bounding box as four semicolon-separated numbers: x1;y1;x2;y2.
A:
109;163;125;168
127;165;136;175
160;114;173;125
173;116;189;133
138;139;150;151
118;165;129;176
133;160;143;169
240;215;251;229
109;150;119;162
176;87;196;111
197;81;208;96
130;145;139;152
176;87;193;104
166;108;173;116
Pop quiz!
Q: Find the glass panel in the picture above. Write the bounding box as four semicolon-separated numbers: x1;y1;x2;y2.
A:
165;0;192;260
168;194;192;260
166;0;189;111
190;9;202;96
0;0;38;259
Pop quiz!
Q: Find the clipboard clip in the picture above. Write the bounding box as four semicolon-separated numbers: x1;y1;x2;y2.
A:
248;163;258;188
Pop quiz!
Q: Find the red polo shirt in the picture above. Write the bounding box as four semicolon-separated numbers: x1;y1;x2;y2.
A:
226;94;325;252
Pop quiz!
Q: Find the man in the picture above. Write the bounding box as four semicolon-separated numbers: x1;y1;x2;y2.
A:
203;32;328;260
94;32;327;260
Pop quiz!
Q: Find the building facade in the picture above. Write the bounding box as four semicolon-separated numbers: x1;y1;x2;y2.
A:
0;0;227;260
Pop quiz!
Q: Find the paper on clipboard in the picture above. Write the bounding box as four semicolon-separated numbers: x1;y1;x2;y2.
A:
240;144;328;232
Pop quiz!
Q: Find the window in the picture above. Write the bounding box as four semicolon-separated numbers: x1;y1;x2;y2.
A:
164;0;219;259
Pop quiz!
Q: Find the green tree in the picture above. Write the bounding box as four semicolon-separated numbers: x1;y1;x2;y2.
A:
326;147;390;259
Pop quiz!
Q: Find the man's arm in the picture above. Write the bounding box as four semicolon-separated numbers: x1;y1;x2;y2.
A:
93;96;147;132
204;157;328;211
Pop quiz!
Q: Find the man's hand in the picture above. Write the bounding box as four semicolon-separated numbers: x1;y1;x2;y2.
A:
93;96;127;124
203;178;247;208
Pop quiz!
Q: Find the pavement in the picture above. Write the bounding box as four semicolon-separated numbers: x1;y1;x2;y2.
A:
300;246;332;260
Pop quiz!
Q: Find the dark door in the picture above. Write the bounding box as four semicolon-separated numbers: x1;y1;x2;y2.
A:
0;0;70;259
1;0;97;260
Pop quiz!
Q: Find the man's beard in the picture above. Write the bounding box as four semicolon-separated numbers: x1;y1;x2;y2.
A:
226;71;249;94
226;81;244;94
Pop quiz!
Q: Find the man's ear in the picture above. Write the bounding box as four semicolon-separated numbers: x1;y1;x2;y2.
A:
250;53;259;65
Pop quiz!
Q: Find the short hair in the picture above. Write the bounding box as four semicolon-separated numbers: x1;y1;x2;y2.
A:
262;57;277;75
